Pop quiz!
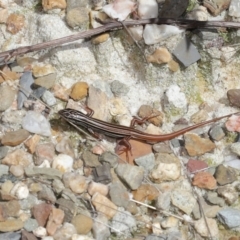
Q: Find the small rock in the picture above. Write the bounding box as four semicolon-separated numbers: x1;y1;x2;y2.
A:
184;133;215;156
190;110;208;124
66;7;89;28
24;218;39;232
52;179;65;194
0;164;9;176
214;164;237;185
109;182;129;208
132;184;159;201
19;194;38;210
29;182;42;193
34;73;56;89
143;24;183;45
35;143;55;165
2;149;32;167
33;226;47;238
138;0;158;19
90;10;108;28
0;232;22;240
1;65;20;81
227;89;240;107
209;125;225;141
217;186;238;205
42;0;66;10
92;215;110;240
92;33;109;44
1;129;30;146
225;115;240;132
0;146;9;159
187;6;208;20
92;192;117;219
2;200;20;217
160;0;188;18
217;208;240;228
70;82;89;100
24;134;41;154
156;192;171;211
53;223;77;240
152;142;173;153
41;90;56;106
10;182;29;199
192;172;217;190
168;59;179;72
10;165;24;177
55;136;75;158
128;25;143;41
205;191;225;207
82;150;101;167
17;71;34;110
147;48;172;64
52;154;73;173
46;208;64;236
110;80;129;97
38;184;56;203
71;214;93;234
25;167;62;179
171;188;196;215
32;203;53;227
230;142;240;156
0;219;24;232
52;84;69;101
161;216;178;228
22;111;51;136
115;163;144;190
134;152;155;172
194;217;218;238
6;13;25;34
204;0;231;16
0;84;16;111
88;181;109;196
32;64;55;78
187;159;208;173
31;86;46;99
99;151;118;168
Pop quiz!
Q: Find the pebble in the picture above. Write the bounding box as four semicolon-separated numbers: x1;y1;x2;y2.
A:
32;203;53;227
214;164;237;185
56;136;75;158
25;166;63;179
204;0;231;16
111;209;136;234
227;89;240;107
10;182;29;199
24;134;41;154
184;133;216;156
17;71;34;110
38;184;56;203
0;84;16;111
46;208;64;236
52;84;69;101
161;216;178;228
53;223;77;240
1;129;30;146
3;200;20;217
82;150;101;167
143;24;183;45
24;218;39;232
230;142;240;156
70;82;89;100
92;33;109;44
52;154;73;173
187;6;208;20
115;163;144;190
186;159;208;173
92;215;110;240
168;59;179;72
88;181;109;196
205;191;225;207
6;13;25;34
160;0;188;18
150;153;181;183
29;182;42;193
41;90;57;106
99;151;118;168
22;111;51;136
190;109;208;124
71;214;93;234
134;152;155;172
194;217;218;238
132;184;159;201
1;65;20;81
0;146;9;159
0;164;9;177
102;0;136;21
217;186;238;205
35;73;56;89
35;143;55;165
138;0;158;19
66;7;89;29
110;80;129;97
171;188;196;215
10;165;24;177
0;219;24;232
147;48;172;64
42;0;66;11
192;172;217;190
92;192;117;219
2;149;32;167
128;26;143;41
156;192;171;211
225;115;240;132
217;208;240;228
109;181;129;208
33;226;47;238
209;125;225;141
89;11;108;28
0;232;22;240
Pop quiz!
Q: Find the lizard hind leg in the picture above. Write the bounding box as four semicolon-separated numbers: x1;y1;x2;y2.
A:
115;137;132;161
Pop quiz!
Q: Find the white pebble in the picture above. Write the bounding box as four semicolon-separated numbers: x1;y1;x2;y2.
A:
22;111;51;136
143;24;184;45
41;90;57;106
52;154;73;173
138;0;158;19
128;26;143;41
10;182;29;199
165;85;187;109
33;226;47;238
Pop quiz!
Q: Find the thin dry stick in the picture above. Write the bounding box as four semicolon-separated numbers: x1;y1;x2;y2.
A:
2;18;240;63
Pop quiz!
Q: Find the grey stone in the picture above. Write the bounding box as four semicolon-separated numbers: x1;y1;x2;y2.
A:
134;152;155;172
82;150;101;167
214;164;237;185
52;178;65;194
115;164;144;190
0;84;16;112
25;167;63;179
217;208;240;228
92;164;112;184
0;164;9;177
173;36;201;67
92;215;110;240
209;125;225;141
10;61;24;72
160;0;188;18
155;192;171;211
205;191;225;207
110;80;129;97
0;146;8;159
230;142;240;156
217;186;238;205
31;86;46;99
24;218;38;232
109;182;129;208
152;142;172;153
0;232;21;240
99;151;118;168
0;174;18;183
34;73;56;89
38;184;56;203
41;90;56;106
170;138;181;148
19;194;38;210
17;71;34;109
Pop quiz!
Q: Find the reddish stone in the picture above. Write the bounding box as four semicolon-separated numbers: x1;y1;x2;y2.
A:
46;208;64;236
132;184;159;202
32;203;52;227
192;172;217;190
187;159;208;173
